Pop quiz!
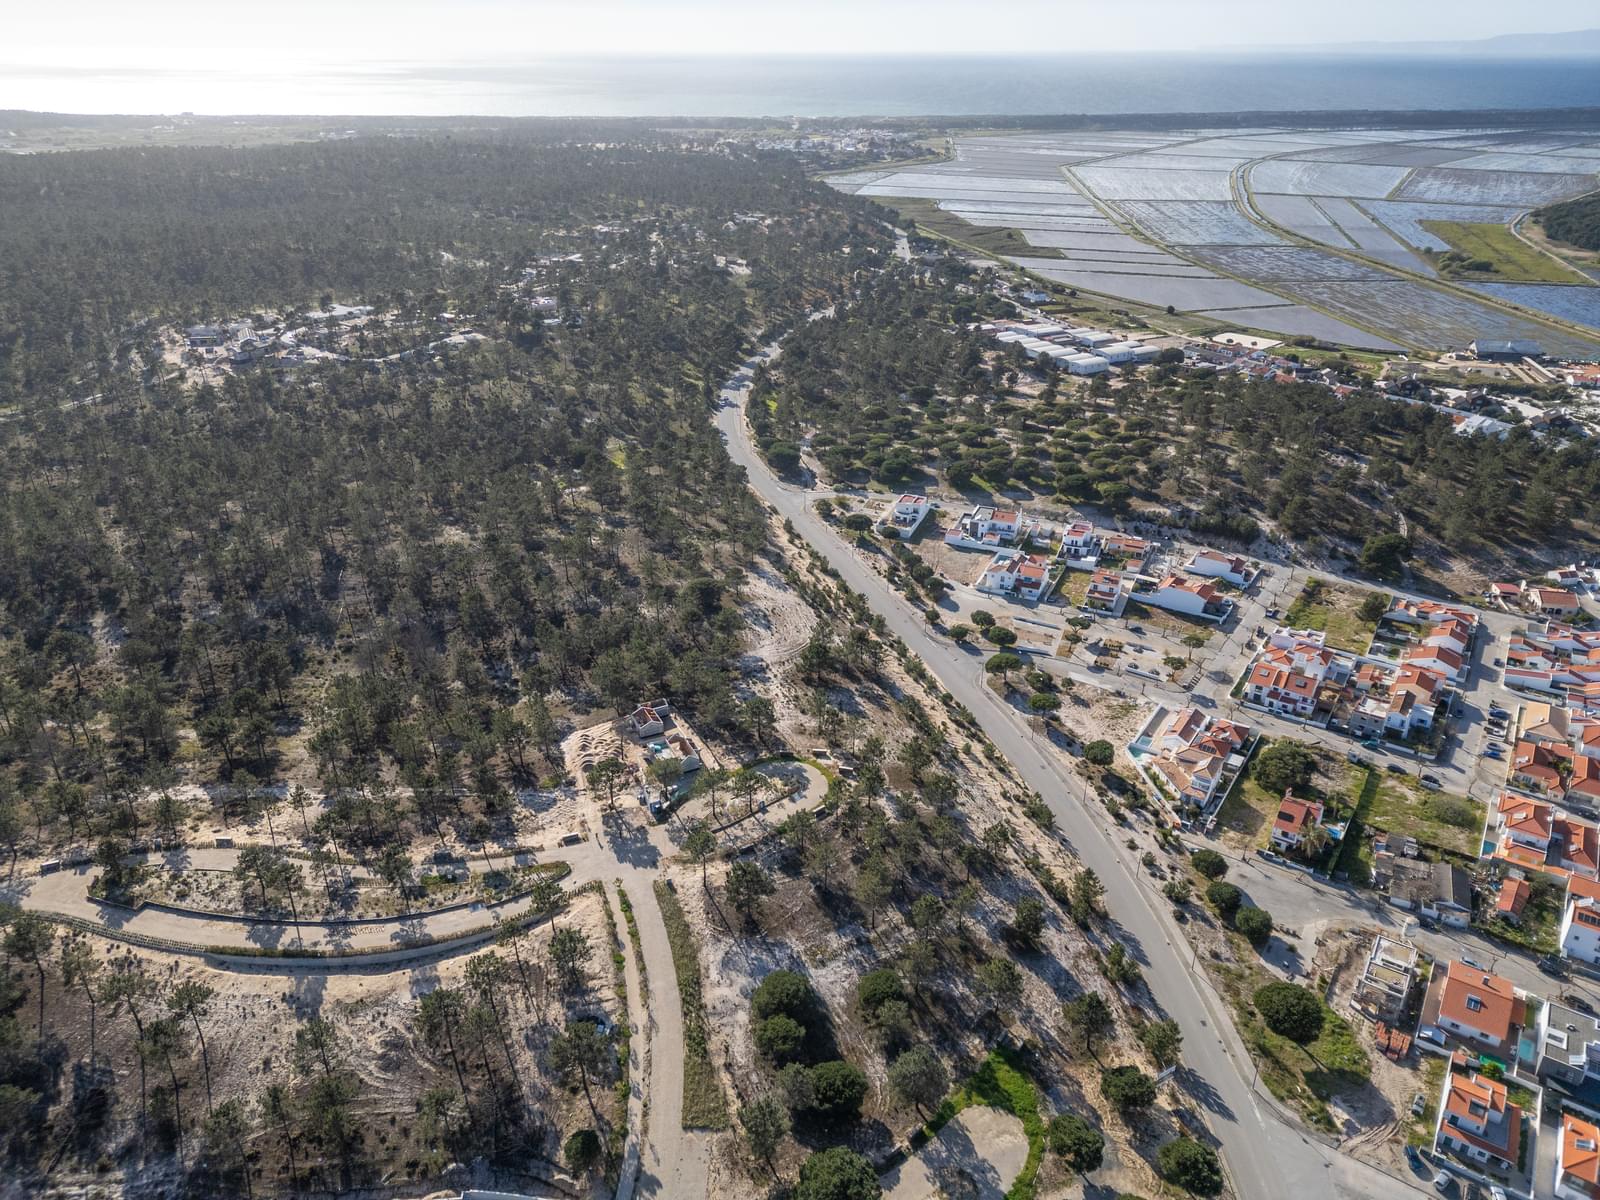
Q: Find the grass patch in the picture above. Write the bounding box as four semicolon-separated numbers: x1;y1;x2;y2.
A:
1205;945;1370;1132
1284;578;1380;653
1408;1055;1447;1148
876;195;1063;260
653;880;729;1129
923;1046;1046;1200
1365;776;1484;858
1334;767;1381;886
1422;220;1592;285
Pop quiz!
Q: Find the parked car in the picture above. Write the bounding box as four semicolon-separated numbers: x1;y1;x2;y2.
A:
1387;763;1408;774
1489;1186;1507;1200
1433;1169;1455;1193
1267;606;1279;618
1462;955;1484;969
1347;752;1368;766
1412;1091;1427;1117
1420;777;1441;791
1540;955;1569;976
1361;739;1383;750
1405;1144;1423;1167
1483;747;1502;759
1567;992;1596;1015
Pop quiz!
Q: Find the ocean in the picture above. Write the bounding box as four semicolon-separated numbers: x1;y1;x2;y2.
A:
5;53;1600;118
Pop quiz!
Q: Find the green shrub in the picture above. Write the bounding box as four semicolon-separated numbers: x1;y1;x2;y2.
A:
1205;881;1242;918
1190;849;1227;880
1157;1135;1224;1195
1254;982;1324;1044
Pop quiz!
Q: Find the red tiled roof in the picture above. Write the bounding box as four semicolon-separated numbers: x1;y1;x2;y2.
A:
1496;878;1530;917
1438;962;1520;1043
1563;1113;1600;1186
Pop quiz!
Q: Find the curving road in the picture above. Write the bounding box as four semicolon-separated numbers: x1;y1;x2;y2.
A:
713;330;1428;1200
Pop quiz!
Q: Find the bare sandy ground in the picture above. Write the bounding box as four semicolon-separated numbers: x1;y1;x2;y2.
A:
880;1106;1029;1200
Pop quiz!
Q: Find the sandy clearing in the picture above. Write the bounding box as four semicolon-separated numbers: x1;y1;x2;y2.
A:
880;1106;1029;1200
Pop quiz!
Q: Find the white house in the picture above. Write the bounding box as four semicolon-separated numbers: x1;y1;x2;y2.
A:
975;551;1051;601
1563;893;1600;967
629;702;669;737
1058;520;1099;561
1185;549;1251;588
878;495;931;539
1084;569;1128;616
1434;1071;1522;1171
1144;573;1231;622
946;505;1024;548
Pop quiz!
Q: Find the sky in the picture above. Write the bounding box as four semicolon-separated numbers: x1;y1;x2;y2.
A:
3;1;1598;115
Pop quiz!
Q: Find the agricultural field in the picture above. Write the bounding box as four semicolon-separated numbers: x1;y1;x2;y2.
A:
1465;282;1600;330
1115;199;1282;246
1310;197;1431;272
1192;305;1406;350
1362;200;1528;252
833;126;1600;353
1191;245;1390;283
1249;159;1412;200
1393;166;1596;207
1074;165;1235;201
1288;279;1600;356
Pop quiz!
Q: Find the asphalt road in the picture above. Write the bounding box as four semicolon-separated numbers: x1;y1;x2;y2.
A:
713;334;1428;1200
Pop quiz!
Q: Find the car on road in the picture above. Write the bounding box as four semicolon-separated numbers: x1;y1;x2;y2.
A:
1540;956;1569;976
1361;739;1383;750
1420;776;1441;791
1462;955;1484;969
1567;992;1596;1014
1483;747;1502;759
1387;763;1407;774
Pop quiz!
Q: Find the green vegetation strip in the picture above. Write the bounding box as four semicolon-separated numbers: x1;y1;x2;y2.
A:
873;195;1063;260
600;884;632;1181
1422;220;1591;284
922;1046;1045;1200
653;880;729;1129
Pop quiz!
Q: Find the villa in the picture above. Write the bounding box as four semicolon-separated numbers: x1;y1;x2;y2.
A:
975;550;1052;601
1144;573;1232;622
1433;1070;1523;1172
1185;549;1251;588
878;494;932;540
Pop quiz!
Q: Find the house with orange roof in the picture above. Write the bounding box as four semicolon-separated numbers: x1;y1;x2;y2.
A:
1523;703;1573;746
1501;795;1556;852
1495;877;1531;924
1571;756;1600;809
1057;519;1099;561
975;550;1052;601
1083;568;1129;616
1130;707;1255;826
1526;582;1583;618
1426;962;1523;1052
1557;1112;1600;1200
1144;572;1233;622
947;504;1024;549
1512;740;1566;795
1155;707;1207;752
1245;661;1320;717
1433;1070;1523;1170
1185;548;1252;588
1270;793;1325;854
1403;641;1466;683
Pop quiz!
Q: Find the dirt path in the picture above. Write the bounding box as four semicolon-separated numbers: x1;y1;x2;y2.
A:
879;1107;1029;1200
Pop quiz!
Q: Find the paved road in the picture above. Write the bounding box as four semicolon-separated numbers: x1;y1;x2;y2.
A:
713;334;1427;1200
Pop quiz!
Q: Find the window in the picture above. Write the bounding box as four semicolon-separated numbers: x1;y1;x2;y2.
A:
1466;995;1483;1013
